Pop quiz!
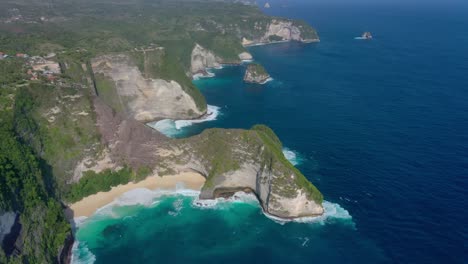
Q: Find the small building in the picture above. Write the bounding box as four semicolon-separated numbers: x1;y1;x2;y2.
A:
16;53;28;58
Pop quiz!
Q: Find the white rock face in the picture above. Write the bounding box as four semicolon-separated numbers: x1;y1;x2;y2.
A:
190;44;222;74
238;52;253;61
199;163;324;219
264;20;302;42
0;211;16;244
92;54;204;121
268;190;324;217
242;19;319;46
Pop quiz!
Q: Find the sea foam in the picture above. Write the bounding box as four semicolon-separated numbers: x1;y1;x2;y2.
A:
192;191;353;226
147;105;221;137
264;201;353;226
283;147;305;166
71;241;96;264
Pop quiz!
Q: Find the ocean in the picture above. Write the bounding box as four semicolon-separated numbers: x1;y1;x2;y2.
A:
73;2;468;263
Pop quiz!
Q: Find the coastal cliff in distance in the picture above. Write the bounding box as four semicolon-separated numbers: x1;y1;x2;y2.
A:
242;19;320;46
0;0;323;262
244;63;271;84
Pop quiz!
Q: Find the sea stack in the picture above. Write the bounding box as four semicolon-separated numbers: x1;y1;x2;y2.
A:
264;2;271;8
244;63;271;84
362;31;373;39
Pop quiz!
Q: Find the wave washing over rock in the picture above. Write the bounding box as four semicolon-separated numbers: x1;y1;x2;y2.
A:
283;147;305;166
71;241;96;264
147;105;221;137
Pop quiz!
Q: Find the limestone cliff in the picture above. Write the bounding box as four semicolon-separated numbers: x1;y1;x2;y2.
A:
244;63;270;84
82;52;324;219
190;44;223;75
156;125;324;218
91;53;205;122
242;19;319;46
90;93;324;219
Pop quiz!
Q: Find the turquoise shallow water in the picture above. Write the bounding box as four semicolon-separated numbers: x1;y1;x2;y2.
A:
73;2;468;263
73;193;383;264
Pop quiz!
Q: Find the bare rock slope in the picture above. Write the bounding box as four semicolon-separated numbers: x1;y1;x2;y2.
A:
92;54;205;122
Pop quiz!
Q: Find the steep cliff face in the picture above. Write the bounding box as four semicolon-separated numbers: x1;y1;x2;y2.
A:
190;44;222;75
92;54;205;122
155;126;324;218
244;63;270;84
89;96;324;219
242;19;319;46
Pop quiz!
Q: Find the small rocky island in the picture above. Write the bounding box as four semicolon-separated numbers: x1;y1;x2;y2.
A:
362;31;373;39
244;63;271;84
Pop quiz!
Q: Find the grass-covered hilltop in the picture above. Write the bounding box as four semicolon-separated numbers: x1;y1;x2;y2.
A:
0;0;322;263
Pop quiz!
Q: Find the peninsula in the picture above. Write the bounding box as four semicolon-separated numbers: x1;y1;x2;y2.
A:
0;0;322;263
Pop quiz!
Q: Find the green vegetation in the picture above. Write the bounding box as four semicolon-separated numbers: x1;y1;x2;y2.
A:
247;63;269;77
66;167;130;203
0;81;71;263
0;1;322;260
192;129;242;187
13;81;101;194
66;165;154;203
0;59;26;86
94;73;125;113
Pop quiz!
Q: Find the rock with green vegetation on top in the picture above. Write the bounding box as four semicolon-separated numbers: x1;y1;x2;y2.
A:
244;63;271;84
156;125;324;218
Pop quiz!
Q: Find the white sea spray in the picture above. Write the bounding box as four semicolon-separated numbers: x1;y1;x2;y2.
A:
147;105;221;137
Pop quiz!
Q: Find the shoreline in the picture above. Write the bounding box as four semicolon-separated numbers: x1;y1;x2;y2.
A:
243;39;320;47
67;172;206;218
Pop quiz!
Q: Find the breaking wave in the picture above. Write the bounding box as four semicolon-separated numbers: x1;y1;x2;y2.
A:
71;241;96;264
283;147;305;166
147;105;221;137
192;191;352;226
264;201;353;226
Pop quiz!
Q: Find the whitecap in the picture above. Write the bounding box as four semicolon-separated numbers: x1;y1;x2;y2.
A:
282;147;305;166
147;105;221;138
263;201;353;226
260;77;274;84
71;241;96;264
192;191;259;209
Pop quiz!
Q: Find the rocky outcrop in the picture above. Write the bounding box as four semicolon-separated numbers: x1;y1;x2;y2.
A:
244;63;270;84
238;52;253;61
0;212;16;247
242;19;319;46
155;126;324;218
91;54;205;122
190;44;222;76
90;92;324;219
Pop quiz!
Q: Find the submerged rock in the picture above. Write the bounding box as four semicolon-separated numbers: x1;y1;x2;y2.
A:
244;63;271;84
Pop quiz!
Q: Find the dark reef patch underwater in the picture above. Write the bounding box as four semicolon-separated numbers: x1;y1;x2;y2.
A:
73;2;468;263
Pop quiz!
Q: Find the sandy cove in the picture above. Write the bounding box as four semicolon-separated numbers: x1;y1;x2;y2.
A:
68;172;206;218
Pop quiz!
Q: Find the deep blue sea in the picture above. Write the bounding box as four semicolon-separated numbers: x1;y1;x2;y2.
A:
73;2;468;263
